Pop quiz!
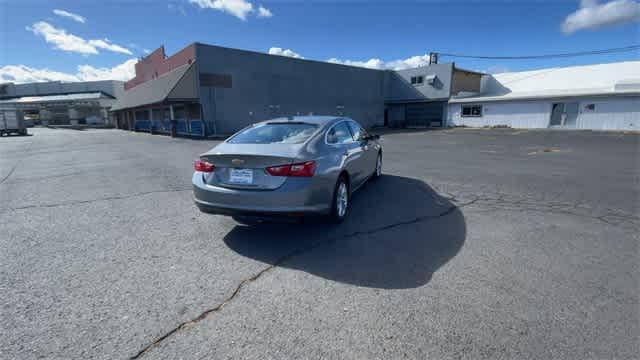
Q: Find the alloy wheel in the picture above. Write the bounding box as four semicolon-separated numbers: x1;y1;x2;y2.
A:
336;181;348;217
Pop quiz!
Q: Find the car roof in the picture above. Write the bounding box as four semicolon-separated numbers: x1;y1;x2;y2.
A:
260;115;346;126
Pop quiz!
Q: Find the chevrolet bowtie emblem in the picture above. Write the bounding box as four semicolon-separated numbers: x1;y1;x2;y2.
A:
231;159;244;165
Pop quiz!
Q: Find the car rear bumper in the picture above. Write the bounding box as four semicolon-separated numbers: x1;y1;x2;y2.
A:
193;199;327;220
192;172;330;217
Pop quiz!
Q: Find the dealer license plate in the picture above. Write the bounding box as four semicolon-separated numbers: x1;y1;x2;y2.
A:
229;168;253;184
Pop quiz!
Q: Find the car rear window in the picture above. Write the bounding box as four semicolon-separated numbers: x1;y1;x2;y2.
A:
227;123;318;144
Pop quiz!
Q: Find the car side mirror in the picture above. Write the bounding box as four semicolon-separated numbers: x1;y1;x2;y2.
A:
364;134;380;141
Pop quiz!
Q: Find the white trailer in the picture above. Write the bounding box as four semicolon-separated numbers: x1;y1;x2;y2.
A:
0;109;28;136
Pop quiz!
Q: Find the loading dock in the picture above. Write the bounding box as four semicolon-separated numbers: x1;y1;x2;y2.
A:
386;101;447;128
405;101;446;127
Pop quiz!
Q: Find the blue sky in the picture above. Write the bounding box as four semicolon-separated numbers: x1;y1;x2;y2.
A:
0;0;638;82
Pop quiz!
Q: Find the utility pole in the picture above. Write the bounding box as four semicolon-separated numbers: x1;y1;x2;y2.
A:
429;52;439;65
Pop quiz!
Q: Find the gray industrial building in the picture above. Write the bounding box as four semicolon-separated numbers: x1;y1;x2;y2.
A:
109;43;482;136
386;64;481;127
4;43;636;134
0;81;124;126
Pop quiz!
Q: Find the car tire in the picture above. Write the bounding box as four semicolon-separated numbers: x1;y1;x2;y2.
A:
328;175;350;223
371;152;382;180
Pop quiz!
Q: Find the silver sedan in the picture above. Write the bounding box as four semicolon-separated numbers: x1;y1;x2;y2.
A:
192;116;382;223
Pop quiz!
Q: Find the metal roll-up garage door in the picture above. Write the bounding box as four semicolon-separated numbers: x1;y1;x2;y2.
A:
405;102;444;127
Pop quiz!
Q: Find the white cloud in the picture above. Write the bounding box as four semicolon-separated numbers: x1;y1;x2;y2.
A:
27;21;97;55
267;47;438;70
328;54;435;70
53;9;86;23
0;59;137;83
189;0;254;20
327;57;386;69
561;0;640;33
128;43;152;55
76;59;137;81
268;47;303;59
0;65;80;83
88;39;132;55
27;21;132;55
386;54;433;70
189;0;272;20
257;5;272;18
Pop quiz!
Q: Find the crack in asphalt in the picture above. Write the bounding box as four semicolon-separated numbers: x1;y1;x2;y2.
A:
6;170;88;183
129;198;476;359
0;140;34;186
0;162;19;185
451;194;639;230
467;206;639;231
427;182;639;229
3;188;192;213
128;190;639;358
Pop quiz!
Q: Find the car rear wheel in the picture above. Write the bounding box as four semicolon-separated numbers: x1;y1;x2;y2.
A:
371;152;382;180
328;175;349;223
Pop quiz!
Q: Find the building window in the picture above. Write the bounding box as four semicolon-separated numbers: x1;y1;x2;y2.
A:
461;105;483;117
410;76;424;86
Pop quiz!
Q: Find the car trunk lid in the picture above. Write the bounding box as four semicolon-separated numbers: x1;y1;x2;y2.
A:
200;144;302;190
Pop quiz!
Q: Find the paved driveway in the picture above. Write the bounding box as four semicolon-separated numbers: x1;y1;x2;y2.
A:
1;127;638;359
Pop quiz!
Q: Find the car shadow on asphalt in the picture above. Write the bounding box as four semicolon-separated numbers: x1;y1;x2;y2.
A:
223;175;466;289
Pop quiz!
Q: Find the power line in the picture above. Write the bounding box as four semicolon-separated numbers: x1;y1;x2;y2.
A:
436;45;640;60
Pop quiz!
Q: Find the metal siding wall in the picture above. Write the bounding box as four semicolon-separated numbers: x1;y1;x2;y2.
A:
576;97;640;131
386;64;452;102
448;96;640;131
196;44;385;134
448;101;550;128
200;86;216;135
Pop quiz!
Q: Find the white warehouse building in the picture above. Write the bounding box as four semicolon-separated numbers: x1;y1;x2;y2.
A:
447;61;640;131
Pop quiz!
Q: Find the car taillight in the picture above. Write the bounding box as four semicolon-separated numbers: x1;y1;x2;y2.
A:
266;161;316;177
194;159;214;172
290;161;316;177
265;164;290;176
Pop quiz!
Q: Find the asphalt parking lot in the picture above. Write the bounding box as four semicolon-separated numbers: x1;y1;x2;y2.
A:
1;127;638;359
